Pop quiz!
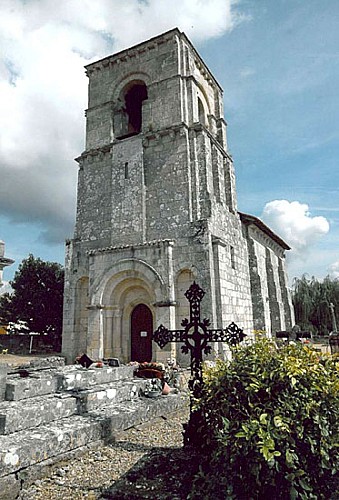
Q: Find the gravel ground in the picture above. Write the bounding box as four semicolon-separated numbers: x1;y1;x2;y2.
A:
18;405;200;500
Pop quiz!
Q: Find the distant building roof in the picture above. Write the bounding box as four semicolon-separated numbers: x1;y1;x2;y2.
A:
239;212;291;250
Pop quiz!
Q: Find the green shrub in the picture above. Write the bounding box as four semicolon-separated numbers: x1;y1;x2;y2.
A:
189;339;339;499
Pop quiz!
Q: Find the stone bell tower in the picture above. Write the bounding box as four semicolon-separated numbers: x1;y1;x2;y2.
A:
74;27;236;247
63;28;292;364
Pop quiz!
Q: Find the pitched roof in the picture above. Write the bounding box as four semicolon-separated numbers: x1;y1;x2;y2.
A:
239;212;290;250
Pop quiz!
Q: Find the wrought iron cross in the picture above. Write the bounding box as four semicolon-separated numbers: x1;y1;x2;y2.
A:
153;282;246;397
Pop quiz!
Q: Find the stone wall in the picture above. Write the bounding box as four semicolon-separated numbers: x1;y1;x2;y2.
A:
240;214;294;334
62;28;293;364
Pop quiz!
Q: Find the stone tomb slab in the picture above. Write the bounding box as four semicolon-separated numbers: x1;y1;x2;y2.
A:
0;393;77;435
0;414;103;477
75;378;147;414
95;393;187;434
0;393;187;478
5;371;59;401
58;365;135;391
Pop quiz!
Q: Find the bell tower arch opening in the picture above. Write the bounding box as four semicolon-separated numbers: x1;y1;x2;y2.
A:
116;80;148;139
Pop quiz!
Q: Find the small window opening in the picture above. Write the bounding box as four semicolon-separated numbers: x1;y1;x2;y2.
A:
124;162;129;179
198;97;206;126
230;246;236;269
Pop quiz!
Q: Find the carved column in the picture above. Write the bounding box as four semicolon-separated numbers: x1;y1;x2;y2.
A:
112;307;123;359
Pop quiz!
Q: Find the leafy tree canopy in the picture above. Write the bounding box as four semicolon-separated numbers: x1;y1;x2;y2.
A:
0;254;64;339
292;275;339;335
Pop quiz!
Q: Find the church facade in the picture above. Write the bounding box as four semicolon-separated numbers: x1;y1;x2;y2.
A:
62;29;294;364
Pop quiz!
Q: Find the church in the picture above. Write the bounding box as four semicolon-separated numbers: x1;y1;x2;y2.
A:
62;28;294;365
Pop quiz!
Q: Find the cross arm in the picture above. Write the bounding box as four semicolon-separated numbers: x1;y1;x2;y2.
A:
207;322;246;346
153;324;186;348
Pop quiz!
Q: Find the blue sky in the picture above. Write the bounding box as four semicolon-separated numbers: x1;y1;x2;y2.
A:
1;0;338;287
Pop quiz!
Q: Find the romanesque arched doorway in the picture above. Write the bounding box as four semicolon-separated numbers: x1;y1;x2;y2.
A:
130;304;153;362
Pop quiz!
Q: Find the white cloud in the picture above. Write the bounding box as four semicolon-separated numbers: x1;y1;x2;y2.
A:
239;67;255;79
329;261;339;279
261;200;330;260
0;0;240;243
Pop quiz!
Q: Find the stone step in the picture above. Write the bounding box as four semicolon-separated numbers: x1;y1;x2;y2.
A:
5;371;60;401
57;364;136;392
0;377;147;434
75;378;147;414
0;393;77;435
94;393;186;434
0;413;103;478
5;364;136;401
0;394;187;499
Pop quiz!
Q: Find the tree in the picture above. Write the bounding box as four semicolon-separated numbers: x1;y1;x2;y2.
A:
0;255;64;342
292;274;339;335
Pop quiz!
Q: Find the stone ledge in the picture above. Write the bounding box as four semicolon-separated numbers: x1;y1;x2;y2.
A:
5;372;59;401
75;378;147;414
0;393;77;435
0;414;104;477
0;394;188;499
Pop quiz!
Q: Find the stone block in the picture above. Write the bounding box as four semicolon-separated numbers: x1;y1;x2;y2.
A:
98;393;187;437
5;371;59;401
75;379;146;414
57;365;135;391
10;356;65;372
0;415;103;477
0;393;187;480
0;473;20;500
0;394;77;434
0;364;7;402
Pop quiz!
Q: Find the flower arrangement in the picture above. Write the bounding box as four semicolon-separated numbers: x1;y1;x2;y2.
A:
143;377;163;398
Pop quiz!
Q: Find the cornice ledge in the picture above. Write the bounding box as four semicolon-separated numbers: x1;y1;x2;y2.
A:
87;239;175;256
75;144;113;163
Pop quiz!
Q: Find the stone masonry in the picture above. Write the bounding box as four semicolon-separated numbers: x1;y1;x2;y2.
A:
62;28;294;365
0;357;186;499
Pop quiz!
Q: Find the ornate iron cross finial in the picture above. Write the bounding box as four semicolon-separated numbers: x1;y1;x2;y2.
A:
153;281;246;393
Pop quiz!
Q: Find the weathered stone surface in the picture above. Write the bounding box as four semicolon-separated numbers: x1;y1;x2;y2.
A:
0;472;20;500
5;371;59;401
0;356;187;496
99;394;187;436
57;365;135;391
0;414;104;476
0;393;77;434
0;364;7;402
75;378;146;413
0;393;186;477
10;356;65;371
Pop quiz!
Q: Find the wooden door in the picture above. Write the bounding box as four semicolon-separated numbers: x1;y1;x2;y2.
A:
130;304;153;362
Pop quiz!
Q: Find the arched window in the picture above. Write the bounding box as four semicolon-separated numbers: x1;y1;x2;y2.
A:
115;80;148;139
125;83;148;134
